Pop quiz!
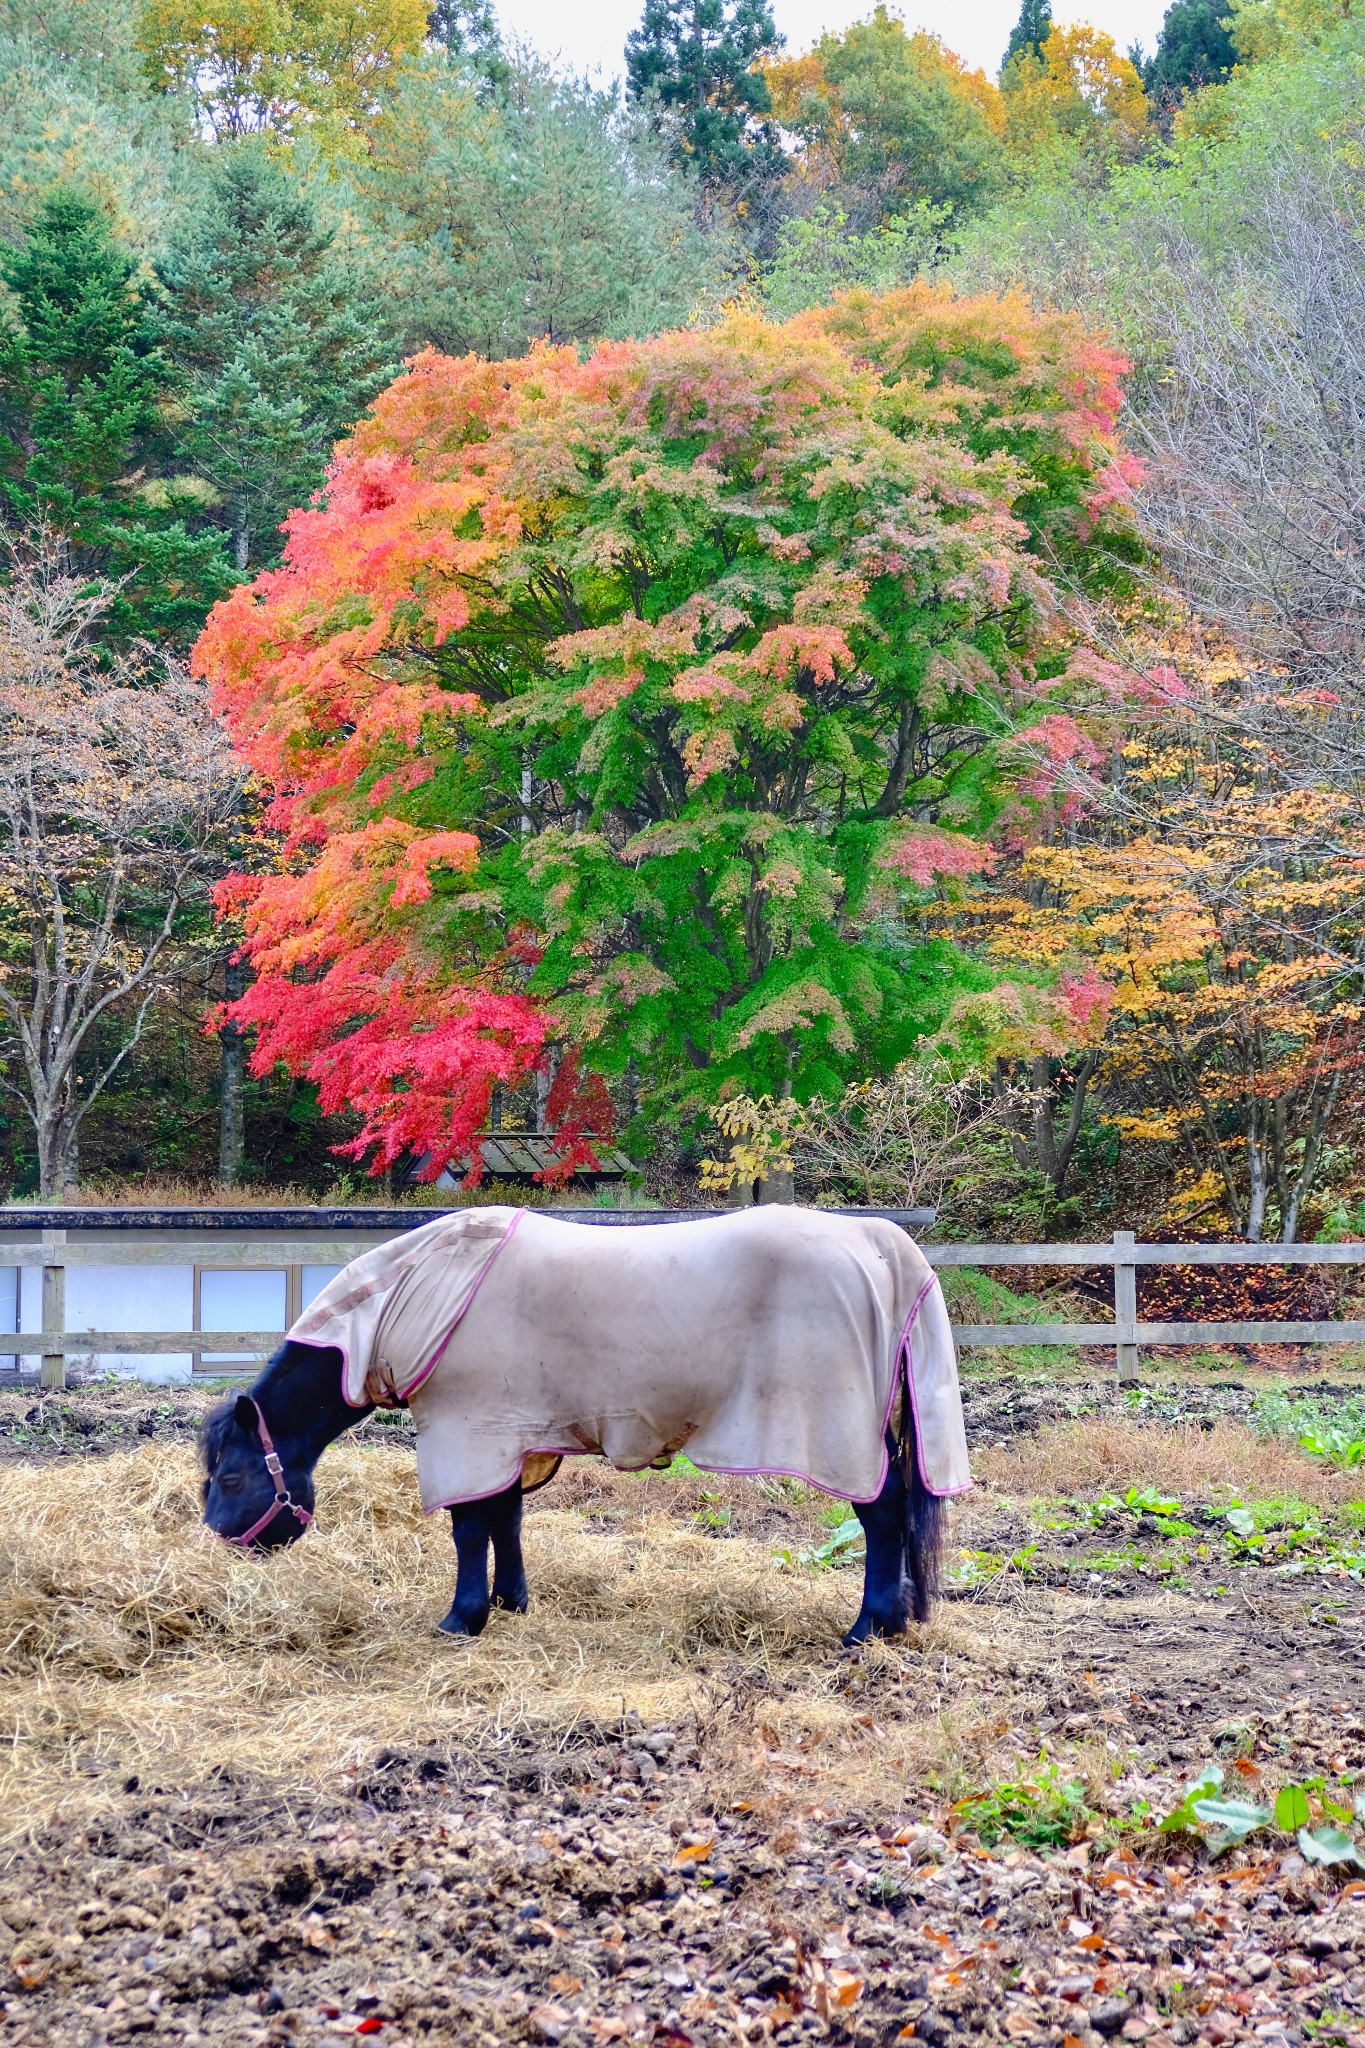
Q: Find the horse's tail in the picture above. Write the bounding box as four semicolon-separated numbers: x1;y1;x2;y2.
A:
898;1346;944;1625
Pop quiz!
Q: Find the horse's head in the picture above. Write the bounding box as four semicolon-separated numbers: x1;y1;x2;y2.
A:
201;1392;315;1550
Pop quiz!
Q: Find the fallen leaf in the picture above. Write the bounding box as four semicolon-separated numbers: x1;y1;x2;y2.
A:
355;2023;383;2038
673;1840;714;1864
529;2004;572;2043
548;1974;582;1995
828;1970;863;2008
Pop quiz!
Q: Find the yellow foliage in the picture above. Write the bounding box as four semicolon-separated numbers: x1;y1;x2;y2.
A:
699;1094;805;1191
136;0;428;150
1002;24;1148;165
954;665;1365;1237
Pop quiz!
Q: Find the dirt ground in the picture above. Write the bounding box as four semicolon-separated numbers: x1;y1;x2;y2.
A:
1;1371;1364;2048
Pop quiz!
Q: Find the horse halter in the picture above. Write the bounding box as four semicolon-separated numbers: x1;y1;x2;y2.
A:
226;1399;314;1547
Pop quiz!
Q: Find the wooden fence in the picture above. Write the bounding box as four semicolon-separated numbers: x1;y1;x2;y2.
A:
4;1219;1364;1388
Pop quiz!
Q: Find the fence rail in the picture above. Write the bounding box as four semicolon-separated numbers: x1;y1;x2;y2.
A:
3;1220;1363;1388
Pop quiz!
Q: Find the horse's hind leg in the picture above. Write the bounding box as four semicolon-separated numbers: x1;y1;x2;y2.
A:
440;1502;495;1636
488;1482;529;1613
844;1448;911;1646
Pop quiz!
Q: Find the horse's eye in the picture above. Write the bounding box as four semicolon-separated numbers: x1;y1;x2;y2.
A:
217;1471;245;1494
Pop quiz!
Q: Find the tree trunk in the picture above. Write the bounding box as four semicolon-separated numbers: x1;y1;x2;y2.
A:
218;956;247;1188
233;504;249;575
36;1110;71;1201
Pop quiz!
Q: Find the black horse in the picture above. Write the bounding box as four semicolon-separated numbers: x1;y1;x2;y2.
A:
201;1338;943;1645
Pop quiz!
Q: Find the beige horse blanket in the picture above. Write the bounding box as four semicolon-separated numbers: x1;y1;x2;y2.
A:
288;1206;971;1512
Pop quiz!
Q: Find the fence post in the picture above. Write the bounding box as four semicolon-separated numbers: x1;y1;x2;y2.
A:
1113;1229;1140;1384
40;1227;66;1391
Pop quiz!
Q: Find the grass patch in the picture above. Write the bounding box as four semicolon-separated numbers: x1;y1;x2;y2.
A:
980;1417;1363;1509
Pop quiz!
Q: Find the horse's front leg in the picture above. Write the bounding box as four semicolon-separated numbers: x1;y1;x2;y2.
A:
488;1481;529;1614
844;1446;910;1646
440;1502;495;1636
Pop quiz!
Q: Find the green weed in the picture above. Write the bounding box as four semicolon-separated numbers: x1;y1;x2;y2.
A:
950;1762;1093;1849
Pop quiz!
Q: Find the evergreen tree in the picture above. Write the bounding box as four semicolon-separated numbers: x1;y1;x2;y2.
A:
1145;0;1236;102
428;0;500;61
625;0;784;186
158;142;395;572
0;188;232;645
1001;0;1052;74
359;53;727;361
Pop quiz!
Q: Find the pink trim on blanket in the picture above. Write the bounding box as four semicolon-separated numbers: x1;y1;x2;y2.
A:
898;1274;972;1499
311;1210;527;1411
398;1208;526;1401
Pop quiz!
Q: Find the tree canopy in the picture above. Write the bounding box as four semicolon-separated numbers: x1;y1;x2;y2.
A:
195;290;1141;1178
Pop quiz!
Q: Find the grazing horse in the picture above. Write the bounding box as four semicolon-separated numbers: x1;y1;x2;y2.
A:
201;1206;970;1646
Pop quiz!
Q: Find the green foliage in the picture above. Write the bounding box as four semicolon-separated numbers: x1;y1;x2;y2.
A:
1299;1428;1365;1472
806;8;1005;220
951;12;1365;349
1002;0;1053;73
762;199;944;319
1161;1767;1365;1865
1144;0;1237;105
0;0;182;252
773;1514;865;1572
0;188;233;644
625;0;783;187
1254;1388;1365;1466
952;1762;1091;1847
356;51;729;362
158;140;394;572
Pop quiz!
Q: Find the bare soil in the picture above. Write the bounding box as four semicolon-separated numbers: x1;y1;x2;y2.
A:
1;1380;1363;2048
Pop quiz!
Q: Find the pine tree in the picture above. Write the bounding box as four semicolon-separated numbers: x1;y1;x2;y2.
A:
1001;0;1052;74
625;0;784;187
1144;0;1236;104
158;142;395;572
0;188;232;645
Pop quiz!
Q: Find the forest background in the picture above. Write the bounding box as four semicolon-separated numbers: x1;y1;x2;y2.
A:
0;0;1359;1249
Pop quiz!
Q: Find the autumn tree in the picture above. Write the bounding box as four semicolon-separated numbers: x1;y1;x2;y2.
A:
1001;24;1149;170
136;0;428;151
764;10;1005;227
0;548;241;1197
970;680;1365;1242
194;289;1140;1181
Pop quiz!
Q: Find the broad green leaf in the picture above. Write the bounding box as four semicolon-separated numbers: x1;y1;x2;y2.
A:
1275;1784;1311;1831
1160;1765;1224;1832
1224;1508;1256;1538
1297;1827;1365;1869
1190;1797;1272;1844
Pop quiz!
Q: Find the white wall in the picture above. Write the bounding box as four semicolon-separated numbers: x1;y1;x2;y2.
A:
0;1250;358;1384
20;1263;196;1384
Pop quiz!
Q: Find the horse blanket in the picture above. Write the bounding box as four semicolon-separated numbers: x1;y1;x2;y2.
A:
288;1205;971;1512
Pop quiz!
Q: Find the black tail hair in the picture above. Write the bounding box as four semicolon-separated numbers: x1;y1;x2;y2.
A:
897;1362;944;1624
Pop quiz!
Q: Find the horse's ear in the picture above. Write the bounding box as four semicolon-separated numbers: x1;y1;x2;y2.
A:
234;1395;258;1434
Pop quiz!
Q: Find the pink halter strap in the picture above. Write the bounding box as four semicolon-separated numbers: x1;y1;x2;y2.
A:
228;1399;314;1547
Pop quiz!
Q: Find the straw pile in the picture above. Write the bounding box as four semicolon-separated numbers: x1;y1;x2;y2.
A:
0;1443;970;1842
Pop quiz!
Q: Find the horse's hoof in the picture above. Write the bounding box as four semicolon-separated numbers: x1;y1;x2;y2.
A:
492;1589;529;1613
438;1606;489;1637
842;1612;906;1646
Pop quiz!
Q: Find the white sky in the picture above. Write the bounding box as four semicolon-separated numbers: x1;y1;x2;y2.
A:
497;0;1171;84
